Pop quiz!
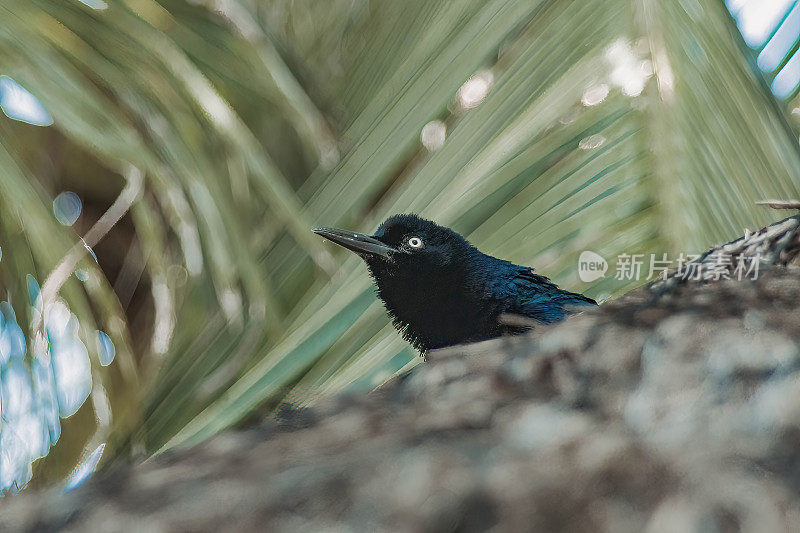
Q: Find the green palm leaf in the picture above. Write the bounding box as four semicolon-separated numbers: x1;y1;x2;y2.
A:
0;0;798;487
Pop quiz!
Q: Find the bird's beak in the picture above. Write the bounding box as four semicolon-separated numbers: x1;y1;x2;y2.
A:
312;226;395;259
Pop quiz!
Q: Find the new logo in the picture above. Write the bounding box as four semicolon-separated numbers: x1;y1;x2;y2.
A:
578;251;607;282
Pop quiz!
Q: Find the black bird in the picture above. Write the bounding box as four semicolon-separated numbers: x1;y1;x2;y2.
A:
313;214;596;352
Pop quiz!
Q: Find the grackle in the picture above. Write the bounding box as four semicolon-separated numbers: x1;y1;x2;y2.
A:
313;214;596;352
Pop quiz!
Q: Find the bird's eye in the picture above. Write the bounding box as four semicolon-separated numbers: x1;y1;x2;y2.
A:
407;237;423;248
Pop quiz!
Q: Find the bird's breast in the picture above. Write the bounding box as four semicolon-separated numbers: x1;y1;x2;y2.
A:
373;274;504;351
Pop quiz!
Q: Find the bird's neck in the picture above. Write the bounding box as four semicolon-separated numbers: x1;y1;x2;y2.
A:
369;251;504;351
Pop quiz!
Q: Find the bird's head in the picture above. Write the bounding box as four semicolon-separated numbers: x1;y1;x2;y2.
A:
312;214;476;281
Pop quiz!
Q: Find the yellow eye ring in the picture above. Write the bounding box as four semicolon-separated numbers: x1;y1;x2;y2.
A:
408;237;423;248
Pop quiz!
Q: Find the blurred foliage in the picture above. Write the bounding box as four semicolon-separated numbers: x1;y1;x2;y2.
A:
0;0;799;490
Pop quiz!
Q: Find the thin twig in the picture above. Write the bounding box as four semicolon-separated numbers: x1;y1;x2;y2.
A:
755;199;800;210
37;165;144;325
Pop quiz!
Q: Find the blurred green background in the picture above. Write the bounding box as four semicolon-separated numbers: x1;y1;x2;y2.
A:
0;0;799;492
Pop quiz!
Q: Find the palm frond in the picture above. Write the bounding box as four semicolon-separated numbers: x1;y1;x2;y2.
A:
0;0;798;488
